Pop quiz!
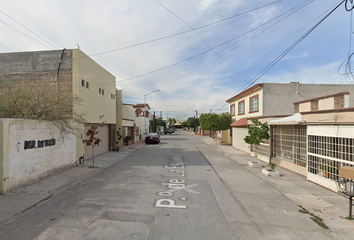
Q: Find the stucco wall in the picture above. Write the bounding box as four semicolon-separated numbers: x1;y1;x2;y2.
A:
262;83;354;116
0;119;77;194
72;49;116;125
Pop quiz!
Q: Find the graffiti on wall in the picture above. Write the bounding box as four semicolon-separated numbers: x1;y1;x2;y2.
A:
24;139;56;150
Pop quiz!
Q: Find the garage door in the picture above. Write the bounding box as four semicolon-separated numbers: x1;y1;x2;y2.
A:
232;127;250;154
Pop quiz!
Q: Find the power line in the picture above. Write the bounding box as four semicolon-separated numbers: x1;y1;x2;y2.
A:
216;0;346;111
154;0;251;81
82;0;283;58
0;9;58;49
0;18;53;49
117;0;313;83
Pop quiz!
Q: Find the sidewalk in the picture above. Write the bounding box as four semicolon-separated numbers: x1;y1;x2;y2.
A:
198;135;354;240
0;141;145;225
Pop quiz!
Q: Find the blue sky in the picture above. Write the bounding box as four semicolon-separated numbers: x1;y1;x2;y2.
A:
0;0;353;120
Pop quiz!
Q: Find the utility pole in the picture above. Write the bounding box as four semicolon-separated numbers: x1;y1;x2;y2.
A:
153;111;156;133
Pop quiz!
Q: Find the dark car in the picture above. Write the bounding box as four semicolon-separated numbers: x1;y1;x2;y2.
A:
164;128;172;134
145;133;160;144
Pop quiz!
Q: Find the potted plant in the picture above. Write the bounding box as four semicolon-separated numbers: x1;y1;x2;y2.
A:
262;162;280;177
319;163;336;178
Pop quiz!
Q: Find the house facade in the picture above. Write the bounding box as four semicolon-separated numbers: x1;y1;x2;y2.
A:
226;83;354;156
268;92;354;192
122;103;151;145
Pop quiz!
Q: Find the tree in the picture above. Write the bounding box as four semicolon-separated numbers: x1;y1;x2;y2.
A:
181;121;188;128
244;119;270;163
0;77;84;137
82;123;104;168
150;118;166;132
199;113;232;143
186;117;196;129
168;118;176;127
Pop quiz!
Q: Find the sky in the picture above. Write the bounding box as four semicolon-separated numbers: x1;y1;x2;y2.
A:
0;0;353;120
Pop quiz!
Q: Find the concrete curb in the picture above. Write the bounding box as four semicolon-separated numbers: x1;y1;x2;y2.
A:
197;135;354;239
0;141;145;225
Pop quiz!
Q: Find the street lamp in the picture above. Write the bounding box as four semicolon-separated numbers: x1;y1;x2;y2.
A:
144;90;160;138
187;108;198;133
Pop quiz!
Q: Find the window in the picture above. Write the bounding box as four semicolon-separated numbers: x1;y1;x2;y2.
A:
230;104;235;116
238;100;245;115
102;89;104;96
86;81;89;89
99;88;101;94
111;94;115;99
81;79;85;87
249;94;258;112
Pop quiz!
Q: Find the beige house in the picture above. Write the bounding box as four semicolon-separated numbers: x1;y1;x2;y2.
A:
269;92;354;192
226;83;354;157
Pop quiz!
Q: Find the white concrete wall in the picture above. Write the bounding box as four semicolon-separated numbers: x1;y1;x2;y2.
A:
4;119;77;191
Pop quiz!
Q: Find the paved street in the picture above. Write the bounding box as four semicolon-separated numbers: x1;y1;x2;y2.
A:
0;130;336;240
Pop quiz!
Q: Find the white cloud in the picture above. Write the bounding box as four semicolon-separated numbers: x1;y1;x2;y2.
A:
0;0;351;120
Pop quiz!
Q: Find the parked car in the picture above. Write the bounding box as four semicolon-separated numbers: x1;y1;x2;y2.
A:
145;133;160;144
164;128;172;134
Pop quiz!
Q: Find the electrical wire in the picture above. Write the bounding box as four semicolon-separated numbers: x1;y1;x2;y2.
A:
0;18;53;49
0;9;58;49
117;0;312;83
338;0;354;83
216;0;346;111
84;0;283;58
154;0;251;81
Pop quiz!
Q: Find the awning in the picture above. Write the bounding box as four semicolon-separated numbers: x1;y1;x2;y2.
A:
230;117;248;128
269;113;302;125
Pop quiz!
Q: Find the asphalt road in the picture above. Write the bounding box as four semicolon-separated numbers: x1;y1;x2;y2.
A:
0;130;335;240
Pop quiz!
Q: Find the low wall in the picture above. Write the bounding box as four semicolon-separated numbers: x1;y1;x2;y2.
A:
0;119;77;194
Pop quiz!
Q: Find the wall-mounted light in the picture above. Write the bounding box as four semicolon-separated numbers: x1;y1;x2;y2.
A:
99;115;104;118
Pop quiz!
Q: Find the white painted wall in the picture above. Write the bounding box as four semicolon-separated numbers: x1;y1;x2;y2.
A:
307;125;354;138
7;119;77;190
232;128;250;154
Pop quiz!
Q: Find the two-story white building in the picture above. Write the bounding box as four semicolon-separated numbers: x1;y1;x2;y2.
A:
122;103;151;145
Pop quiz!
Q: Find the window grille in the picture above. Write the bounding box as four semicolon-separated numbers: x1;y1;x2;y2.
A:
308;135;354;179
252;140;270;157
273;125;307;167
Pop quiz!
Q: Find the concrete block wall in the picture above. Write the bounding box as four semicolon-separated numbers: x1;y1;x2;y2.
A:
0;119;77;194
0;50;74;114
